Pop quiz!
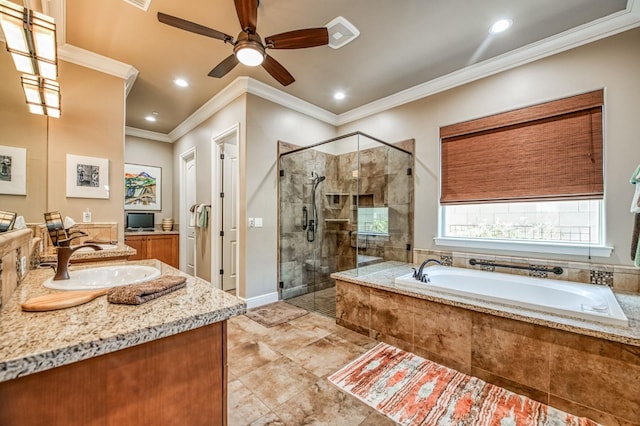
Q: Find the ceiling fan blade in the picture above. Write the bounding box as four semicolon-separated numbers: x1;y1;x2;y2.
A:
158;12;233;42
208;54;239;78
234;0;258;32
265;28;329;49
262;55;295;86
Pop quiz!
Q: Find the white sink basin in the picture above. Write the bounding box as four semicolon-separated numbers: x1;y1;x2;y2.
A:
44;265;161;290
75;244;118;252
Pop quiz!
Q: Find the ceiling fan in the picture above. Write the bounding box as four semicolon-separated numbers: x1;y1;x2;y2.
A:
157;0;329;86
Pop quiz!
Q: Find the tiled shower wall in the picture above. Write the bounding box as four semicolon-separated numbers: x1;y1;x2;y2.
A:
414;248;640;294
279;144;413;299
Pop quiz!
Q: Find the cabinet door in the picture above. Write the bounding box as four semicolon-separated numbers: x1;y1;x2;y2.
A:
146;234;179;268
124;235;146;260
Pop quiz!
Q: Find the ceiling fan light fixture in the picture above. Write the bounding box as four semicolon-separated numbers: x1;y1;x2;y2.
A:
234;40;264;66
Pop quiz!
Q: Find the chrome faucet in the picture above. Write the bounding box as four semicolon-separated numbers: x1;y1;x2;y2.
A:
53;234;103;281
413;258;442;283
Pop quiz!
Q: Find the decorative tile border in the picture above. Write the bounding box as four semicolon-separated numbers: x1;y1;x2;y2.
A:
414;248;640;294
590;270;614;287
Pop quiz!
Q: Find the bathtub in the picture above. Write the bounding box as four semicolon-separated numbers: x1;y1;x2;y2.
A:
394;265;628;327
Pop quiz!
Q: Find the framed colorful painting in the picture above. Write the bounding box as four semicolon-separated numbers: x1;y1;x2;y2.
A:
124;163;162;211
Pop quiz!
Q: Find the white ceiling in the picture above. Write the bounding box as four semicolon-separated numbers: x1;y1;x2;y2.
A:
19;1;640;135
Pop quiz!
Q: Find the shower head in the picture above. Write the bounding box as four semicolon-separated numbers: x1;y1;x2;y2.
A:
317;175;326;183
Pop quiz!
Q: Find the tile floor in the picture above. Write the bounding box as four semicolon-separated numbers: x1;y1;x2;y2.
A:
285;286;337;318
227;304;397;425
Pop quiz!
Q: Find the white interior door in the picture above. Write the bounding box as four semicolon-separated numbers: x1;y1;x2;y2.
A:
185;156;196;276
221;141;238;291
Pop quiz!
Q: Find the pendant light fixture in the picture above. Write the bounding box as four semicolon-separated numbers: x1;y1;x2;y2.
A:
0;0;58;79
20;74;60;118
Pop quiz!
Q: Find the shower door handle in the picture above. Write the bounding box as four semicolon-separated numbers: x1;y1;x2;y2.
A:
302;206;308;230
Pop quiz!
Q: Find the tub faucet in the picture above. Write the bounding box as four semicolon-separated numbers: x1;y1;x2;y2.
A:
53;235;103;281
413;258;442;283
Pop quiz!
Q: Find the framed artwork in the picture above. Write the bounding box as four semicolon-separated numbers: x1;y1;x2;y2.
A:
124;163;161;211
66;154;110;199
0;145;27;195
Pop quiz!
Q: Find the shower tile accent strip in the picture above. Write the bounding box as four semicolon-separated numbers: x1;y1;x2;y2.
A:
413;248;640;295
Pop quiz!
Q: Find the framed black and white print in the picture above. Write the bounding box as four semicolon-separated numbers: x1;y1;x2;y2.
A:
66;154;110;199
0;145;27;196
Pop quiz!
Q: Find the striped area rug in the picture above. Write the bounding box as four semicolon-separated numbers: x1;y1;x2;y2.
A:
328;343;600;426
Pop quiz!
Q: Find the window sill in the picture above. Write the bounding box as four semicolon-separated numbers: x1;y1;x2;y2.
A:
434;237;613;257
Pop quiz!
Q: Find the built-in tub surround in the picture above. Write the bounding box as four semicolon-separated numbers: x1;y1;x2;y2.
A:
332;263;640;425
396;266;628;326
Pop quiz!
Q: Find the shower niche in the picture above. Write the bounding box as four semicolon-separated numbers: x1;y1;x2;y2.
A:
278;132;413;316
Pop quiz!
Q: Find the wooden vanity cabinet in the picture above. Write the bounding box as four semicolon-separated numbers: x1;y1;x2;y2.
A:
125;233;179;268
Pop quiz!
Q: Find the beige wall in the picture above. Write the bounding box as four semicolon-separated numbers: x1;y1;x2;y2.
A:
338;28;640;266
172;94;246;284
244;94;336;299
47;61;126;239
125;136;174;223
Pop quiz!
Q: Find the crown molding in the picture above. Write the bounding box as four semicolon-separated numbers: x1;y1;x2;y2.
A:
125;126;172;143
245;78;338;125
168;76;250;141
57;44;139;94
336;0;640;126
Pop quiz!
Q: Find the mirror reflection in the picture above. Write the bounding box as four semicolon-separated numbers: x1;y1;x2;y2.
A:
0;40;49;224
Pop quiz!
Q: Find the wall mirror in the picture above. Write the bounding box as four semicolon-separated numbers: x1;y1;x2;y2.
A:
0;41;49;224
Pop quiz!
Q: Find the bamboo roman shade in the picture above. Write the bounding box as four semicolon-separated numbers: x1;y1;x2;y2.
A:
440;90;604;205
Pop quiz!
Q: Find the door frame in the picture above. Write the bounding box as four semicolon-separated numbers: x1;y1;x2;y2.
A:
179;147;196;273
211;123;240;291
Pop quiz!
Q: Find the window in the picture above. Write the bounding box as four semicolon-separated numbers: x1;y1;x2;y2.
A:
442;200;602;244
358;207;388;235
437;90;608;254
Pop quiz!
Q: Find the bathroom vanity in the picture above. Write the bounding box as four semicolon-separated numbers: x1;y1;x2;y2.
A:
124;229;179;268
0;259;245;425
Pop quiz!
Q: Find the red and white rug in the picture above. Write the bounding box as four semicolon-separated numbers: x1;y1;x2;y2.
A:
328;343;600;426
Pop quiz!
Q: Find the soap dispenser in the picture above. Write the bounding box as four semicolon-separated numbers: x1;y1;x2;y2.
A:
82;208;92;223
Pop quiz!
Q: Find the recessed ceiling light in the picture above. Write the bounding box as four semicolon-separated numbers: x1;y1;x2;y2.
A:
334;91;346;100
489;19;512;34
144;115;157;122
174;78;189;87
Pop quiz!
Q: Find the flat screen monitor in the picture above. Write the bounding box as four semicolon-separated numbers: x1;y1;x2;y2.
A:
126;212;155;231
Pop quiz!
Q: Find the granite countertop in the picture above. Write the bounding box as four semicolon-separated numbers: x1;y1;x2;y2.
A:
40;242;137;263
331;261;640;347
0;259;246;383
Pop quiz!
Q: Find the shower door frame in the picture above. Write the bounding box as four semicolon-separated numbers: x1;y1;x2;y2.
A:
277;132;414;315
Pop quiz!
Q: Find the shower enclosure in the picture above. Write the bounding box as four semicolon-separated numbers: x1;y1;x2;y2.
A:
278;132;413;316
